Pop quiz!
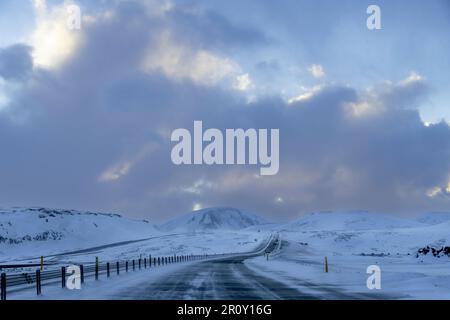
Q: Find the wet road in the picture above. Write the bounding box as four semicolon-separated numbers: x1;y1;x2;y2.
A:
117;254;317;300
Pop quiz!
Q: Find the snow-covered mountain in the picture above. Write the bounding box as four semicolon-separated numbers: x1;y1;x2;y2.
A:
285;211;422;231
282;210;450;256
159;207;269;231
0;207;158;260
417;212;450;225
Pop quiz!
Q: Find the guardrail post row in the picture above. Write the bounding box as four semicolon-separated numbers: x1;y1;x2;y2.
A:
36;269;41;295
80;265;84;284
61;266;66;288
107;262;110;277
1;272;6;300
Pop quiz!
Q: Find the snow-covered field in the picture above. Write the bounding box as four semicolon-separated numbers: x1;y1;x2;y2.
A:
0;207;270;271
2;207;450;299
0;207;159;262
246;211;450;299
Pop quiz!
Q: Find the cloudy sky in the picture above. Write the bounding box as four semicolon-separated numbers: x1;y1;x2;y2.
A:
0;0;450;222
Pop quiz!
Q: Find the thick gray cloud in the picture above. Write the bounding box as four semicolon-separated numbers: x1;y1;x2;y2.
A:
0;44;33;81
0;0;449;223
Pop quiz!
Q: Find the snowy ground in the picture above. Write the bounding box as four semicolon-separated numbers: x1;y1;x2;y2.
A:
2;230;269;275
246;238;450;299
0;207;270;273
245;212;450;299
0;207;158;262
2;208;450;299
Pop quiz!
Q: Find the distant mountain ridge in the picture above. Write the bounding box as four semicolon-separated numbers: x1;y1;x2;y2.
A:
416;212;450;225
285;211;423;231
159;207;269;231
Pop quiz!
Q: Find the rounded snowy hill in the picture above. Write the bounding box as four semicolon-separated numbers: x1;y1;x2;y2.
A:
159;207;269;231
0;207;158;259
285;211;423;231
417;212;450;225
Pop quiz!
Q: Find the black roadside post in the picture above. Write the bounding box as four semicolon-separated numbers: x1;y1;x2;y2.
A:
95;257;99;280
139;258;141;270
0;273;6;300
116;261;120;275
154;257;156;266
144;258;147;269
106;262;110;277
158;257;160;266
149;255;152;267
132;259;135;271
80;265;84;284
126;261;129;272
36;270;41;295
61;266;66;288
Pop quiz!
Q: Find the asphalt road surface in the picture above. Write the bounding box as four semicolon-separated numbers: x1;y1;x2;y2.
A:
114;236;394;300
117;254;319;300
